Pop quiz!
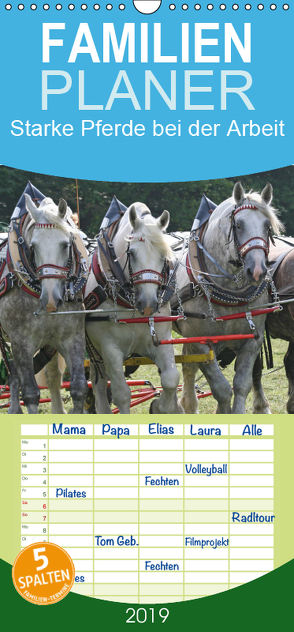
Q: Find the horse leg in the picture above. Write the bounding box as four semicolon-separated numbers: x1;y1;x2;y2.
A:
90;361;113;415
284;342;294;414
150;347;184;414
7;359;23;414
11;347;40;414
181;344;233;414
44;353;66;414
252;353;271;414
232;341;264;414
181;344;200;414
101;349;131;414
199;357;233;414
58;338;88;415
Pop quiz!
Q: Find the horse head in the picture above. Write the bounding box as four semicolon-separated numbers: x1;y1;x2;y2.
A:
229;181;282;285
120;203;171;316
25;194;76;313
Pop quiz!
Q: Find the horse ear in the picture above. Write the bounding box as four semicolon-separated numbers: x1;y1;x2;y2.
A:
24;194;39;221
157;210;170;231
233;182;245;205
261;183;273;205
129;205;141;231
58;199;67;219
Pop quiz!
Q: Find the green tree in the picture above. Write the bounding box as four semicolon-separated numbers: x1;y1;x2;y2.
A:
1;164;293;236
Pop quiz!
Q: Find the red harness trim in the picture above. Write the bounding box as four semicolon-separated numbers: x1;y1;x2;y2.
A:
234;204;258;215
22;286;41;298
0;277;8;298
36;263;69;280
238;237;269;257
0;260;6;279
130;269;164;286
36;264;69;271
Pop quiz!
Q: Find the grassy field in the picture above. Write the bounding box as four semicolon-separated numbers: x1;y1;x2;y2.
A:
1;337;289;415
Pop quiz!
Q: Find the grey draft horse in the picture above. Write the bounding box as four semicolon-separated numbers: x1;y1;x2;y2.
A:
174;182;282;414
251;237;294;414
85;203;184;414
0;195;88;414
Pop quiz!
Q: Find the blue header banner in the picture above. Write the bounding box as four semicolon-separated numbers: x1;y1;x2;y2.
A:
0;2;293;181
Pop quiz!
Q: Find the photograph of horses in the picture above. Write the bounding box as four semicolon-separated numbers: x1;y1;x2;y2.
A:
1;164;294;414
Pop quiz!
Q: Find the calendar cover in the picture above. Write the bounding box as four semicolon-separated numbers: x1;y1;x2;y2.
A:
0;1;293;629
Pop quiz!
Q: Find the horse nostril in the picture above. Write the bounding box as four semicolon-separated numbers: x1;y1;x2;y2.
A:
136;301;144;314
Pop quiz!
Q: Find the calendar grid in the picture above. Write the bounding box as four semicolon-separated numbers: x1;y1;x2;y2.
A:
20;422;275;603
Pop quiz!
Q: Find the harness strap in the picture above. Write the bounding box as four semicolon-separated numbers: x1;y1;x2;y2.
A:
194;234;236;281
131;269;164;285
90;248;132;310
263;321;274;370
85;332;104;383
36;263;69;280
0;272;16;299
234;204;258;216
33;345;57;374
0;325;10;375
99;231;131;290
239;237;269;258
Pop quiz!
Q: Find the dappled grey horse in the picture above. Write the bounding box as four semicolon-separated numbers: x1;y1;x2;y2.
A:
0;195;88;414
174;182;282;414
251;237;294;414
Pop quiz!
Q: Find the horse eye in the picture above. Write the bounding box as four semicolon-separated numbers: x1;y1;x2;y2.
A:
130;250;136;259
61;242;69;250
236;223;241;230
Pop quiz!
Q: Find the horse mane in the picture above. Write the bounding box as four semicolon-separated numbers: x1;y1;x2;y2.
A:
243;191;284;235
24;197;77;238
126;203;173;260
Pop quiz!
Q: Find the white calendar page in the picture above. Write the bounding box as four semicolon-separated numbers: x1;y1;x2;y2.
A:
1;416;293;606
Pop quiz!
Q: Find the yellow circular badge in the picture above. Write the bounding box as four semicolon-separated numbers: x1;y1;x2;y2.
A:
12;542;75;605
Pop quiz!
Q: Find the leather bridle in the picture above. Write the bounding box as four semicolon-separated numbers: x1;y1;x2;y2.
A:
228;203;275;267
10;219;88;301
126;237;171;304
96;229;174;309
127;237;167;288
